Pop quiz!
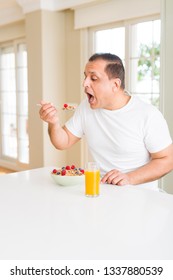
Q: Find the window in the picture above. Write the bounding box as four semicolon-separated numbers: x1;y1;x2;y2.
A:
95;27;125;60
90;18;161;107
0;41;29;166
130;20;160;106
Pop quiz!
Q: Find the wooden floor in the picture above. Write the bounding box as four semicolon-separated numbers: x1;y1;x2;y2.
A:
0;167;15;174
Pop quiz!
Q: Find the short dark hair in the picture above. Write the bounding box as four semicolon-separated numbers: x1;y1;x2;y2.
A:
89;53;125;89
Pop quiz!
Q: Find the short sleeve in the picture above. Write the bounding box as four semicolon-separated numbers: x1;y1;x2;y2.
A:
144;109;172;153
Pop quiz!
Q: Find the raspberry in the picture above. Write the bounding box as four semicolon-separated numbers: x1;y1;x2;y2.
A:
80;169;84;174
61;169;66;176
66;165;71;170
52;169;57;174
63;103;68;108
71;165;75;169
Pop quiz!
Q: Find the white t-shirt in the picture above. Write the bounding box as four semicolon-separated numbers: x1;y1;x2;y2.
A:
65;95;172;190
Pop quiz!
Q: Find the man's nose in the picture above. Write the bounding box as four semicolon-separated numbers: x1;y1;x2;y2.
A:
83;76;90;87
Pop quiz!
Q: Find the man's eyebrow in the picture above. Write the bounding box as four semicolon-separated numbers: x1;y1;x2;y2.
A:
84;71;98;75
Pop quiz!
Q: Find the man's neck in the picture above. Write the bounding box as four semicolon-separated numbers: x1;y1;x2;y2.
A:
105;90;131;110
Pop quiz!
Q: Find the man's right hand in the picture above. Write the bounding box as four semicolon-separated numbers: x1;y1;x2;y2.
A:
39;101;59;125
38;100;80;150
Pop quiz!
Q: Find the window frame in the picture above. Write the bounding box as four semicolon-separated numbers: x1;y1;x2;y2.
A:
0;38;29;171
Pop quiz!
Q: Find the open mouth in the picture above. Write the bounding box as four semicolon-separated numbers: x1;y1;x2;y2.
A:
86;92;95;104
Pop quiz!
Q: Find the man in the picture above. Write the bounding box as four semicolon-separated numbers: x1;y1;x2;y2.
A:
39;53;173;189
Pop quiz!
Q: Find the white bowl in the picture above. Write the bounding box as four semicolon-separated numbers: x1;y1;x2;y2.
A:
51;173;85;186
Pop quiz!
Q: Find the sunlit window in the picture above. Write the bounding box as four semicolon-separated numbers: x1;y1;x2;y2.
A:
130;20;160;107
95;27;125;60
0;42;29;164
92;19;161;108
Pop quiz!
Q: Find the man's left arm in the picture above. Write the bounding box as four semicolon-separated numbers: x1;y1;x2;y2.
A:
101;144;173;186
127;143;173;185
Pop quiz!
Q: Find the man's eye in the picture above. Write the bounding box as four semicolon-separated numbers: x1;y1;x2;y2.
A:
91;76;97;81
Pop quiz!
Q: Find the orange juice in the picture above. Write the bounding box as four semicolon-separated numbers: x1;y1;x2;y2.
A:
85;170;100;197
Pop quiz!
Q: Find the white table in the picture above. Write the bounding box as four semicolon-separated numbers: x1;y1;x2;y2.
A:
0;167;173;260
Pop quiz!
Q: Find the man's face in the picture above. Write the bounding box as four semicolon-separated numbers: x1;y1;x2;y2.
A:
83;59;116;109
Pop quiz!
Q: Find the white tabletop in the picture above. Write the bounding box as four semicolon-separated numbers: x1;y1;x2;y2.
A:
0;166;173;260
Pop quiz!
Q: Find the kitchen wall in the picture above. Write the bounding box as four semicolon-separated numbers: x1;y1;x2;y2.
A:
25;10;67;169
0;20;25;41
64;10;83;168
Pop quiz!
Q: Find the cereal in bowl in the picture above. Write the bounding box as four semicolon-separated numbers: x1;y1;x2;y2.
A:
52;165;84;176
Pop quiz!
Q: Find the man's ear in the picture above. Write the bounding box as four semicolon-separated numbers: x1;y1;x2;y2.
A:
113;78;121;91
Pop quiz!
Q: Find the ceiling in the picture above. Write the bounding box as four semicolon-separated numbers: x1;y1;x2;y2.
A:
0;0;106;11
0;0;110;26
0;0;108;26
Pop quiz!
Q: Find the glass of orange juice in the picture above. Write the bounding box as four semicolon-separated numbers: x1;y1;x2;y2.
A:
85;162;100;197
